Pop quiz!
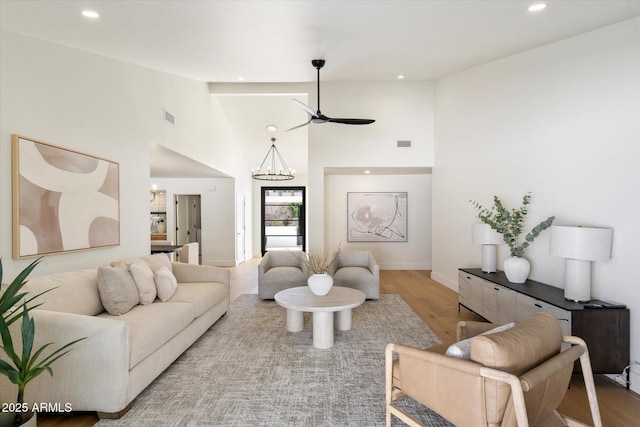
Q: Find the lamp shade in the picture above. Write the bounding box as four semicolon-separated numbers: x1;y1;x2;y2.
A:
549;226;612;261
472;223;502;245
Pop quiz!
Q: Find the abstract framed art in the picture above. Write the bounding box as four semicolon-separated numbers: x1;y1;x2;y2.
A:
347;192;407;242
12;135;120;258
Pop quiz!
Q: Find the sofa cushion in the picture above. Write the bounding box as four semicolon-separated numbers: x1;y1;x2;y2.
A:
155;266;178;302
129;263;157;305
169;282;228;317
22;269;104;316
114;253;172;273
97;301;195;369
97;264;140;316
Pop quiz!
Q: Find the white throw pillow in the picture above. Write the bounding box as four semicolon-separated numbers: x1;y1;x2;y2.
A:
445;322;516;360
155;266;178;302
129;263;157;305
97;264;139;316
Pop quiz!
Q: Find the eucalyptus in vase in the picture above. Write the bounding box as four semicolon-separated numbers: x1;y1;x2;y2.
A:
470;193;555;283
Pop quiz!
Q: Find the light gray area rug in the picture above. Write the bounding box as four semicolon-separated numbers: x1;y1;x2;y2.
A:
96;294;454;427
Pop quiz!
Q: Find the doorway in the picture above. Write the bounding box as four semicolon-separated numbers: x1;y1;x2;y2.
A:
261;187;305;255
175;194;201;261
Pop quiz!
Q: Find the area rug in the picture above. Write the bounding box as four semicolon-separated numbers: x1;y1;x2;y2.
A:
96;294;454;426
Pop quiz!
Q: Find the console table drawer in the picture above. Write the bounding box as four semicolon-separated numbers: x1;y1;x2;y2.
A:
515;293;571;336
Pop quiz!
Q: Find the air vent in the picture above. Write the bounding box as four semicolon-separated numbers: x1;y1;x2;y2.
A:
397;140;411;148
164;110;175;125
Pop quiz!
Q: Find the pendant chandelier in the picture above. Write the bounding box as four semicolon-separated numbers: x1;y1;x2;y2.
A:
251;125;295;181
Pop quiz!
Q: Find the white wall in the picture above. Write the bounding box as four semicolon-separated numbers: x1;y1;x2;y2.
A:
308;81;435;264
0;30;247;277
325;173;432;269
432;18;640;391
150;178;236;266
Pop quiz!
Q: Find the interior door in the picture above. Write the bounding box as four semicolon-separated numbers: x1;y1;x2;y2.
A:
175;194;200;246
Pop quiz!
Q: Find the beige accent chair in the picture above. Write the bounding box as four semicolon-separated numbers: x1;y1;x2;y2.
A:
386;312;602;427
258;251;309;299
327;250;380;299
180;242;199;264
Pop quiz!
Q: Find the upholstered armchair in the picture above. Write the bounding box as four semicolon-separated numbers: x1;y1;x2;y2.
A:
327;250;380;299
258;251;309;299
386;312;602;427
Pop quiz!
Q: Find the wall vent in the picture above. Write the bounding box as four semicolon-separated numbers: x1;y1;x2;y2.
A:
164;110;175;125
397;140;411;148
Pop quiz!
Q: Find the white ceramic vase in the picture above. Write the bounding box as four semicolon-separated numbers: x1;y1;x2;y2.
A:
157;223;166;233
307;273;333;296
503;256;530;283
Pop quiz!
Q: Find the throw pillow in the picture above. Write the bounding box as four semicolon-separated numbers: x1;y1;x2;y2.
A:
155;266;178;302
129;263;157;304
445;322;515;360
97;264;140;316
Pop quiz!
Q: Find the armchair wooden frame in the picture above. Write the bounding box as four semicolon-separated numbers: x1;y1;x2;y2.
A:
385;335;603;427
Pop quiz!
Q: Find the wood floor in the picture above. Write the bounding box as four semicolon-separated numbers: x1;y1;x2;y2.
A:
38;261;639;426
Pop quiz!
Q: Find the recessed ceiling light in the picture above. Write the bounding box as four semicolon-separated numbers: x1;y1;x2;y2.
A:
81;10;100;19
397;75;405;80
528;3;547;12
237;76;244;81
364;170;371;174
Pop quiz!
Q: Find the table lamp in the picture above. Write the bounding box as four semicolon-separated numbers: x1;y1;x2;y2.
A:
549;225;612;302
472;223;502;273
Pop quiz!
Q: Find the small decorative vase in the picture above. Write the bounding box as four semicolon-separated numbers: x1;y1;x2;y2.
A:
307;273;333;296
503;256;530;283
157;223;166;233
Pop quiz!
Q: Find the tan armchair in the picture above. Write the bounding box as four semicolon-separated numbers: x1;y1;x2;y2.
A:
258;251;309;299
386;312;602;427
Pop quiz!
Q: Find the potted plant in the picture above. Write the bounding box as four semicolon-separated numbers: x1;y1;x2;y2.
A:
470;193;555;283
0;258;85;427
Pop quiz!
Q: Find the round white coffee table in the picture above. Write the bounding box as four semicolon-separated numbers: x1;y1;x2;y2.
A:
274;286;366;349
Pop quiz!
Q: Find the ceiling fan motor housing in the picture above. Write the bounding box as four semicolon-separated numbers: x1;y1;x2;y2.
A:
312;59;325;69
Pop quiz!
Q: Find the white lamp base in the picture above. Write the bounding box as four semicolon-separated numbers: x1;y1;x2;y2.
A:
564;258;591;302
481;244;497;273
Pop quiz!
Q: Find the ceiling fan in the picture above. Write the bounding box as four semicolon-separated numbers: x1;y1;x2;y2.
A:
287;59;375;131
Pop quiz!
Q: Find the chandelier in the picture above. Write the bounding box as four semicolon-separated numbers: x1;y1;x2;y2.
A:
251;125;295;181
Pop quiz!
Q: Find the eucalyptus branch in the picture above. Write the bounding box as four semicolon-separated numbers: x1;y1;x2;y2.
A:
470;193;554;257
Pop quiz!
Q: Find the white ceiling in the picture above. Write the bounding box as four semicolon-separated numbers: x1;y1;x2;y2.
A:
2;1;639;177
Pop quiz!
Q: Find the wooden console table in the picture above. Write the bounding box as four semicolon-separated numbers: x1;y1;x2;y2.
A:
458;268;630;375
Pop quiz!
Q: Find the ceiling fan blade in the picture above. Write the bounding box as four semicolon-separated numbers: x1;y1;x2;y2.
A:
285;119;313;132
326;118;376;125
291;99;318;118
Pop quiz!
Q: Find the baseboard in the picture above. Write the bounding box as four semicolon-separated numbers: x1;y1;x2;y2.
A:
430;271;457;292
380;263;432;270
630;362;640;395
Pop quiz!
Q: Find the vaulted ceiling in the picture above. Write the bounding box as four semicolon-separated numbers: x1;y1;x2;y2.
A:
2;1;639;177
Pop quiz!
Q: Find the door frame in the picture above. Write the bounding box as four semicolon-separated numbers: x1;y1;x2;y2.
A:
261;186;306;255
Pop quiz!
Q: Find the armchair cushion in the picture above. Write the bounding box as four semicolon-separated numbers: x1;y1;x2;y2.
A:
470;313;561;374
445;322;515;360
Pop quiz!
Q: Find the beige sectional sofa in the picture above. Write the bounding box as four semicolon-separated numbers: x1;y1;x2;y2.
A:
0;254;230;418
